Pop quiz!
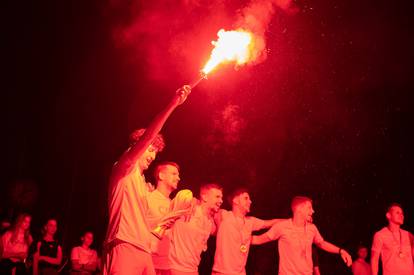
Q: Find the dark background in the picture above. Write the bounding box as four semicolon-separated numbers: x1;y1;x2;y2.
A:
2;0;413;274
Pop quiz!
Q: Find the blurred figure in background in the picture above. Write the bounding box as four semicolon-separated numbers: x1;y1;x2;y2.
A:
70;231;99;274
0;213;33;275
33;219;62;275
352;245;372;275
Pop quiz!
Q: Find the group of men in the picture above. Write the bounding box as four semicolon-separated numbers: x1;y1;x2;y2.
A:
102;85;414;275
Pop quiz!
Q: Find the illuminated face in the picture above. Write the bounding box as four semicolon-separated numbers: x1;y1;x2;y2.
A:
138;145;157;171
357;247;368;260
160;165;180;191
203;188;223;213
82;232;94;247
298;201;314;222
387;206;404;225
21;216;31;231
45;219;57;236
234;192;252;213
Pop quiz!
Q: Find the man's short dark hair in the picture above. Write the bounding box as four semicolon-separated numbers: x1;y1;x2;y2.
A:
199;183;223;198
154;161;180;182
227;188;249;206
291;196;312;212
386;202;403;213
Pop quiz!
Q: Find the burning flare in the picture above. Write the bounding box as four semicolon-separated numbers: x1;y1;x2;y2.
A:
201;29;254;75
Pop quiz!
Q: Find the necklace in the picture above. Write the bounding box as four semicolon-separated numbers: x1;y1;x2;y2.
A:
388;227;404;258
292;219;308;259
232;212;249;254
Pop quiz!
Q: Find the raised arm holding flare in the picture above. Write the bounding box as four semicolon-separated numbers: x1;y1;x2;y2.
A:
103;85;191;275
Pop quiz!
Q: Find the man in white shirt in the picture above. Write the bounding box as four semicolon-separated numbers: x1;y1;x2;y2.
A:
371;203;414;275
103;85;191;275
147;162;181;275
212;188;281;275
169;183;223;275
252;196;352;275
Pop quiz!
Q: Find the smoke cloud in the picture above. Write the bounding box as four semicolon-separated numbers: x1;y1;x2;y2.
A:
110;0;296;82
235;0;296;65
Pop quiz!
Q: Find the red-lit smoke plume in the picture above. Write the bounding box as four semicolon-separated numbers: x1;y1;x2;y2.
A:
110;0;296;83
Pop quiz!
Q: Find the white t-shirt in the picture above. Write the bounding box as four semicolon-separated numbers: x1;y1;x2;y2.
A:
266;219;324;275
105;165;153;253
371;227;414;275
147;189;172;269
213;210;265;275
169;205;215;272
1;231;30;262
352;259;372;275
71;246;98;266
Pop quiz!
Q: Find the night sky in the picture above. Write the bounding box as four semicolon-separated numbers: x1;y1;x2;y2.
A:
2;0;414;274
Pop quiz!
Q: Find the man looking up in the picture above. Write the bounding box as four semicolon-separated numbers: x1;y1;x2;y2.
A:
371;203;414;275
104;85;191;275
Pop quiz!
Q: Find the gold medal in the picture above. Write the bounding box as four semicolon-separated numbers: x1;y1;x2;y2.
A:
240;244;248;253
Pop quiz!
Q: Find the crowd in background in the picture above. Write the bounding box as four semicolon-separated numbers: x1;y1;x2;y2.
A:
0;214;100;275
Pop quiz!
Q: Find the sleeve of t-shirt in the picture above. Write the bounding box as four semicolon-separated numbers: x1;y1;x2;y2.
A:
266;222;282;240
71;247;79;261
312;225;324;245
251;217;265;231
371;231;383;253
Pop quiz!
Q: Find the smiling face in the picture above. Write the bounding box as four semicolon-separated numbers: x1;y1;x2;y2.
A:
233;192;252;214
158;164;180;191
203;188;223;213
294;200;314;222
138;145;158;171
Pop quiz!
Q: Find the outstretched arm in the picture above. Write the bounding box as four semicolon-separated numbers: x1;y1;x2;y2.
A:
316;241;352;267
261;218;284;229
114;85;191;178
251;232;273;245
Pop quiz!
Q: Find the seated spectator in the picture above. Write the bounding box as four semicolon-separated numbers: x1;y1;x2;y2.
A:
0;213;33;275
352;245;372;275
70;231;99;274
33;219;62;275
